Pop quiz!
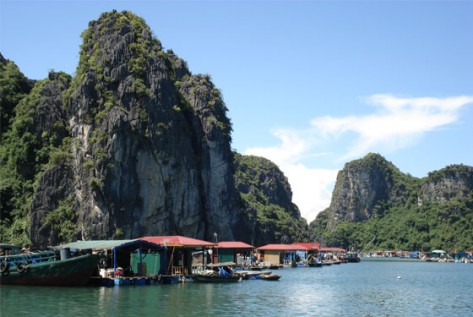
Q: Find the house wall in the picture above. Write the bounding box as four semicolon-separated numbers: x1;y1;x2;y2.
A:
218;249;234;263
131;253;161;276
264;251;281;264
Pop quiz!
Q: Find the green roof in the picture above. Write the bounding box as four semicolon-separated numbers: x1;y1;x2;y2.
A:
57;239;162;251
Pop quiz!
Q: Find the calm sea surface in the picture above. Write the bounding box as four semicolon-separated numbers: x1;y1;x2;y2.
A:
1;260;472;317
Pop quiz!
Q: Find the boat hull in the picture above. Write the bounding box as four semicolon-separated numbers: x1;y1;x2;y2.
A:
192;274;241;283
260;273;281;281
0;254;98;286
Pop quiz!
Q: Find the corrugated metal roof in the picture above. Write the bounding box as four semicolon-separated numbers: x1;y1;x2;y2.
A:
294;242;320;250
319;247;346;253
257;244;307;251
60;240;134;250
58;239;162;251
140;236;215;247
217;241;255;249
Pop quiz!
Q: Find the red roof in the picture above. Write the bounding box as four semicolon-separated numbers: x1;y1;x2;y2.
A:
294;242;320;250
217;241;255;249
319;247;346;253
257;244;308;251
140;236;215;247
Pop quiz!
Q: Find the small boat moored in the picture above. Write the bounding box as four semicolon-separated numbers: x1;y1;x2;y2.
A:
307;254;322;267
259;272;281;281
192;262;242;283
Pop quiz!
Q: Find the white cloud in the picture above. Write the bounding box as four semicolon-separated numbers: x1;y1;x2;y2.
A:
245;94;473;223
246;139;338;222
284;164;338;222
312;94;473;162
245;129;338;222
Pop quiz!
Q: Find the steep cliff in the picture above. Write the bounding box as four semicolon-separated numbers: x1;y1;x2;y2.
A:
233;153;308;246
420;164;473;203
0;11;308;249
0;53;34;135
324;153;417;229
0;71;71;246
63;11;239;245
0;11;241;248
311;153;473;251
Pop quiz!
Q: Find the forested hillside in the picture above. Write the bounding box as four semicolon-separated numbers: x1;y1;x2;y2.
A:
311;154;473;251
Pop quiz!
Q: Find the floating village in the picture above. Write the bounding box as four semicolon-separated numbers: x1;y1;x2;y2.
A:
1;236;472;287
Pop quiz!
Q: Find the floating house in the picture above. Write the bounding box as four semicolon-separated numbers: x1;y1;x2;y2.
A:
140;236;215;277
215;241;255;266
319;247;346;263
257;244;308;267
295;242;320;256
59;239;163;286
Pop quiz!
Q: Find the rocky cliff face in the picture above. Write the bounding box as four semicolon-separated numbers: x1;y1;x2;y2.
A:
420;164;473;204
233;153;307;245
320;153;473;232
26;11;239;247
326;153;400;226
1;11;307;248
234;154;300;218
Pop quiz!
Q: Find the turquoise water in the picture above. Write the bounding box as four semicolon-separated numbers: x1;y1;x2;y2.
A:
1;261;472;316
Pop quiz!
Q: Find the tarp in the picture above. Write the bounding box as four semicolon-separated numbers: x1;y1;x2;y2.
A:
140;236;215;247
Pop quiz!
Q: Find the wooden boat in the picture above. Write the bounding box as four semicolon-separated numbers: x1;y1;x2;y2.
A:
260;272;281;281
235;270;272;280
159;274;181;284
0;244;98;286
192;274;242;283
192;262;242;283
345;252;361;263
307;255;322;267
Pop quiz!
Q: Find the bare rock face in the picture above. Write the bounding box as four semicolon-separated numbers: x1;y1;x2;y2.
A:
30;164;74;247
420;165;473;203
327;153;396;225
320;153;473;233
22;11;306;248
29;11;239;247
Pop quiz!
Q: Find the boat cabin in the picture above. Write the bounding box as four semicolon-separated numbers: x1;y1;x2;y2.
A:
0;244;21;256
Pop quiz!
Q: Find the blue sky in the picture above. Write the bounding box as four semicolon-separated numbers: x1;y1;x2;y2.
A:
2;1;472;222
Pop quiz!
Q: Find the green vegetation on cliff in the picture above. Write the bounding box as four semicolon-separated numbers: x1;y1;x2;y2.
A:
0;56;33;136
233;153;308;245
1;12;472;251
311;155;473;252
1;11;271;247
0;70;71;245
